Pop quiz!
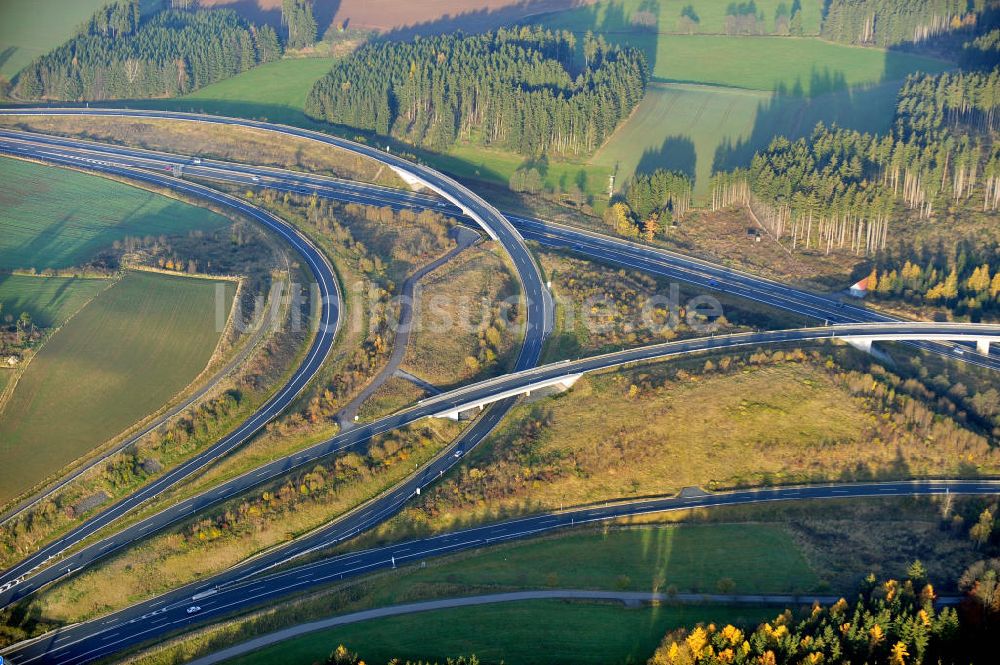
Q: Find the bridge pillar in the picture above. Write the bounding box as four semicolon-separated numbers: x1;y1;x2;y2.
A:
525;374;581;398
978;339;992;355
843;337;873;354
435;404;484;421
388;165;427;191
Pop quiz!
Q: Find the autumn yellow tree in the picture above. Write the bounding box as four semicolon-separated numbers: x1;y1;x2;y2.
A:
968;264;992;293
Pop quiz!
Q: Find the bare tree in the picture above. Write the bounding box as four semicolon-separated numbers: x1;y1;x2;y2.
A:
124;58;142;84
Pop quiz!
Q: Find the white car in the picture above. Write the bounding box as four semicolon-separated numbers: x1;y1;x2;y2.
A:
186;605;202;614
192;158;202;164
250;175;260;182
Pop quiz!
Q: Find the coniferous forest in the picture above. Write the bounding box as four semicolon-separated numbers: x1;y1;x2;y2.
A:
12;0;281;101
710;67;1000;257
820;0;986;47
304;27;647;156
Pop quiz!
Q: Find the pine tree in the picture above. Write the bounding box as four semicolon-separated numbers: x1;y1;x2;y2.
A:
282;0;317;49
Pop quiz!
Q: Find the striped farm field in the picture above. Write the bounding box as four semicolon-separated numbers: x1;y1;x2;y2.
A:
0;274;110;328
0;271;235;505
0;157;230;271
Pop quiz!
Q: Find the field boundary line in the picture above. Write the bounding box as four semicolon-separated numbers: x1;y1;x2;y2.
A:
0;275;117;417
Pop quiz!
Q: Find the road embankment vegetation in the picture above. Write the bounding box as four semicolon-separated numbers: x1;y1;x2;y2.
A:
111;495;1000;665
400;244;519;390
0;115;406;190
354;345;998;549
0;188;504;641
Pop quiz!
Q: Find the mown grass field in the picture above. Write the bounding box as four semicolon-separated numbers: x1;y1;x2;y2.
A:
0;0;110;80
0;274;109;328
0;158;230;270
0;271;233;505
233;600;776;665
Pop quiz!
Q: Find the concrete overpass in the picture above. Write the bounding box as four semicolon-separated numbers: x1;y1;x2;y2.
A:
426;322;1000;420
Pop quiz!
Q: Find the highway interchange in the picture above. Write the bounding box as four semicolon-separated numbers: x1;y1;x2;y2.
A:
0;110;999;663
0;156;343;602
3;126;999;373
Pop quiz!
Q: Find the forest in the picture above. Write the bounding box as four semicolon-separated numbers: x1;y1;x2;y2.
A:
820;0;986;48
12;0;281;100
709;67;1000;257
649;563;1000;665
603;169;694;240
304;27;647;156
864;239;1000;319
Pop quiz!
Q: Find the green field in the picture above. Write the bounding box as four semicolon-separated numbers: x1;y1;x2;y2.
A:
233;601;775;665
649;35;950;91
525;2;953;204
425;142;612;202
0;158;230;271
593;79;907;201
536;2;948;88
0;274;109;328
429;35;947;206
227;525;814;665
0;0;111;80
147;58;336;126
0;271;234;505
376;524;820;600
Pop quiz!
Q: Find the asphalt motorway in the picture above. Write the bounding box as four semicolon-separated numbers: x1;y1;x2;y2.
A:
0;323;995;612
5;478;998;665
2;128;997;373
0;156;342;602
0;109;553;371
0;110;553;606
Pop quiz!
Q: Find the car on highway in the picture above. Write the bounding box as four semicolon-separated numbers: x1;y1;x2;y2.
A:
186;605;202;614
250;175;260;182
192;157;201;164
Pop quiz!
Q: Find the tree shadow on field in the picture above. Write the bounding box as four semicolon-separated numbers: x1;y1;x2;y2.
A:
712;66;902;175
12;211;75;272
198;0;284;29
373;0;594;41
201;0;343;36
635;134;696;184
0;47;17;72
